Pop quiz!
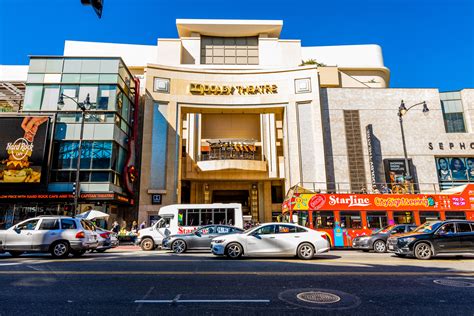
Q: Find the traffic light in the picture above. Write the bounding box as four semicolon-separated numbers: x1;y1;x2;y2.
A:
81;0;103;18
72;182;76;196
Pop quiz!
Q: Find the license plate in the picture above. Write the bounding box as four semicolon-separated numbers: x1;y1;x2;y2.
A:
388;245;394;250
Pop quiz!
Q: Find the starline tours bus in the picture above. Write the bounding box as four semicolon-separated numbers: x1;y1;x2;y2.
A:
281;184;474;248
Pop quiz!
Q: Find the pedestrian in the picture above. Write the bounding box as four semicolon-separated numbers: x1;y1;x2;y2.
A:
372;185;380;194
139;221;146;230
360;185;367;194
131;221;138;233
111;221;120;233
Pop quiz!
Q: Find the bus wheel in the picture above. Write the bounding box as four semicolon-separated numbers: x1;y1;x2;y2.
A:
373;240;387;253
140;238;155;251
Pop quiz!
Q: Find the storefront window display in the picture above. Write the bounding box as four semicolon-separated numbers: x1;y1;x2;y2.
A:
436;157;474;189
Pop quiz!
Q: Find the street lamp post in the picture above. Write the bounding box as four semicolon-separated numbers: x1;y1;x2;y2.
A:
58;93;91;215
397;100;429;178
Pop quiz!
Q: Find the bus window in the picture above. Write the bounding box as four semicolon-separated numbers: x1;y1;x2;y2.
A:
226;208;235;226
313;211;334;229
445;211;466;220
366;211;388;230
340;211;361;229
296;211;310;227
201;209;213;225
393;211;414;224
187;209;200;226
419;211;440;224
214;209;226;225
178;209;186;226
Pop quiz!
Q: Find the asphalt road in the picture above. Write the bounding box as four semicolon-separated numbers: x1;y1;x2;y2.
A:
0;249;473;315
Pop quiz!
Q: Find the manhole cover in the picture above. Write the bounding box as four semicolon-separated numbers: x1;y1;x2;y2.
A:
279;288;360;310
296;291;341;304
433;279;474;288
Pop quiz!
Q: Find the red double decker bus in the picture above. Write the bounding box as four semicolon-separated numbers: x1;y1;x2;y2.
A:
282;184;474;247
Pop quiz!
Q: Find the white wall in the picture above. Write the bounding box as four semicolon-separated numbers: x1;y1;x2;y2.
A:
64;40;157;67
302;44;385;68
0;65;28;81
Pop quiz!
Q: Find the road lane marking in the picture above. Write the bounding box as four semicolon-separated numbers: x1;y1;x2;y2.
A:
0;271;472;276
134;299;271;304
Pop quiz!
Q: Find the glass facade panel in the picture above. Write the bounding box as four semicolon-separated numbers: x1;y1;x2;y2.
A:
45;59;64;73
27;73;44;83
90;172;110;182
441;93;466;133
99;59;119;73
29;59;47;73
98;85;116;110
92;141;112;169
41;85;60;110
23;85;43;110
63;59;82;73
43;73;62;83
61;73;81;83
80;74;100;83
201;36;259;65
59;85;79;111
79;86;98;105
99;74;118;84
81;59;101;73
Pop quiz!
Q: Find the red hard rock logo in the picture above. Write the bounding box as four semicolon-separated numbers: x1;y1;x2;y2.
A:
309;195;326;210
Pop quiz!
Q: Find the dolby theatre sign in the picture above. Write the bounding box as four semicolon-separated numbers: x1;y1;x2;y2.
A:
189;83;278;96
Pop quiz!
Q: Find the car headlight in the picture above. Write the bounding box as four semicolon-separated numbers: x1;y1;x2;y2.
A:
213;239;225;244
399;237;416;244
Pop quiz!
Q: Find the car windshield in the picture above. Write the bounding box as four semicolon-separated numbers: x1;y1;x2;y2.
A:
413;221;442;233
244;225;261;234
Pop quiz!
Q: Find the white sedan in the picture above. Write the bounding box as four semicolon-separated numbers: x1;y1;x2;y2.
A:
211;223;330;260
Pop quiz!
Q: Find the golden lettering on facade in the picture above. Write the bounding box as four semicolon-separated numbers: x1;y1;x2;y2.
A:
189;83;278;96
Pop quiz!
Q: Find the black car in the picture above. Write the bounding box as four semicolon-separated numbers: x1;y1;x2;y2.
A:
352;224;417;253
387;220;474;259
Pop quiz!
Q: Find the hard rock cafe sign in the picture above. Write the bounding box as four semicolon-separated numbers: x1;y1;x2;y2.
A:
189;83;278;96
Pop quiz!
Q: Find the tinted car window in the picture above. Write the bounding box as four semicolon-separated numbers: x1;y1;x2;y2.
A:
254;225;276;235
390;226;405;234
61;219;76;229
17;219;40;231
81;220;94;231
437;223;455;235
407;226;417;232
457;223;472;233
39;219;60;230
296;227;307;233
199;226;215;235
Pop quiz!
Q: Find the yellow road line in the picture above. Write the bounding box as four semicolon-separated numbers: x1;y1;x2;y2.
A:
0;271;472;276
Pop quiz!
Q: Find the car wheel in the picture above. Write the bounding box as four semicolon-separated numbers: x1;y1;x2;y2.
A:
172;240;187;254
297;243;315;260
373;240;387;253
8;251;24;257
50;241;70;259
226;243;243;259
140;238;155;251
414;242;432;260
71;250;86;257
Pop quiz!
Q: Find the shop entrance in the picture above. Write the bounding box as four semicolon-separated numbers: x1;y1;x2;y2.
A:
212;190;250;215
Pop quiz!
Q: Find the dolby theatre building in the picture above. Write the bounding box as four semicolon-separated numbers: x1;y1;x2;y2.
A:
15;19;473;224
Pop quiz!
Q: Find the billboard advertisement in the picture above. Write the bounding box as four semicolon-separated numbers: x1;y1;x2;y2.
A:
0;116;51;187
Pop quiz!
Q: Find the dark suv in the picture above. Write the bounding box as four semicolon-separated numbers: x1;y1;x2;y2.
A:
352;224;417;253
387;220;474;259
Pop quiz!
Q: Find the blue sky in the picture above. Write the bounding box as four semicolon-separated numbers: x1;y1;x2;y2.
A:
0;0;472;91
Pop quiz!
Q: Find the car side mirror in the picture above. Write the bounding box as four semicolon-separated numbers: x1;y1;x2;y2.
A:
194;231;201;237
251;232;261;239
14;227;21;233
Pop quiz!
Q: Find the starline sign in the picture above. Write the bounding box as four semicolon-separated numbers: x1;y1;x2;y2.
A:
329;195;371;207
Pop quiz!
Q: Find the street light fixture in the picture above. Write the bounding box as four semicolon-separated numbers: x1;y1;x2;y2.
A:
397;100;429;178
58;93;91;215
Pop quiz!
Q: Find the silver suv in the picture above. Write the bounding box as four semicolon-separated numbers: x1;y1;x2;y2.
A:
0;216;98;258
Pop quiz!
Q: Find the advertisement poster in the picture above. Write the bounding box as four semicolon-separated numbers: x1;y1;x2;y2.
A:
0;116;50;186
436;157;474;189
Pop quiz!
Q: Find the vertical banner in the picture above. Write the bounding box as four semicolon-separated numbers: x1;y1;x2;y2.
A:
366;124;376;186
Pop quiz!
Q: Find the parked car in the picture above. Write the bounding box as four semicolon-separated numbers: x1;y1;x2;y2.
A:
94;227;119;253
387;220;474;259
211;223;330;260
163;225;243;254
352;224;417;253
0;216;98;258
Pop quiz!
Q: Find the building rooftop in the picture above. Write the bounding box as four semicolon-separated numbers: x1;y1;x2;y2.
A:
176;19;283;38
